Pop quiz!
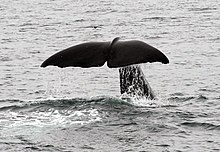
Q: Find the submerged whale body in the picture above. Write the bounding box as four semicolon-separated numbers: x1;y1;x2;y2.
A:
41;37;169;99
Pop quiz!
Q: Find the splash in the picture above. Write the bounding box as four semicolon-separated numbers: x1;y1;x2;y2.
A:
120;93;172;108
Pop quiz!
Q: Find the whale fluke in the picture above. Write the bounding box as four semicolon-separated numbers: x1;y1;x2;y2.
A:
41;42;110;68
41;37;169;68
108;39;169;68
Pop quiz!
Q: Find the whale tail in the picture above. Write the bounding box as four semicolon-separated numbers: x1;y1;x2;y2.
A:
41;37;169;99
41;37;169;68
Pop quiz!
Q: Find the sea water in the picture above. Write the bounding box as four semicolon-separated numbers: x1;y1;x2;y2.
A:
0;0;219;151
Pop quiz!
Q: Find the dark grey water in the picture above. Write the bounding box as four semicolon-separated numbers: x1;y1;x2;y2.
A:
1;0;220;151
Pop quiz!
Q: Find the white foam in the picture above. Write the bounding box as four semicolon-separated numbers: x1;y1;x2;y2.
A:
120;93;173;108
1;108;103;129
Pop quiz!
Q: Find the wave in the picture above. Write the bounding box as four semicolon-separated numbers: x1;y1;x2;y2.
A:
168;94;209;102
0;95;173;112
0;97;126;112
181;121;220;131
0;96;173;128
0;97;110;128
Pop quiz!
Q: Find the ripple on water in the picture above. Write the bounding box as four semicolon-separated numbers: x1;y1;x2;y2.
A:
181;121;220;131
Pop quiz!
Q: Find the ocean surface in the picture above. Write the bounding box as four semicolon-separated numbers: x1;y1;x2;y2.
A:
0;0;220;151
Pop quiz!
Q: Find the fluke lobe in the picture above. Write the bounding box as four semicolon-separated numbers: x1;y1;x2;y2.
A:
41;37;169;99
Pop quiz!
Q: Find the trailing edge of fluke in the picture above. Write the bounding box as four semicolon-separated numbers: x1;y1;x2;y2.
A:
40;37;169;68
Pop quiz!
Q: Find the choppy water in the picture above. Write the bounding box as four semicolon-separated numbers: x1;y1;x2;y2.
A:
1;0;220;151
